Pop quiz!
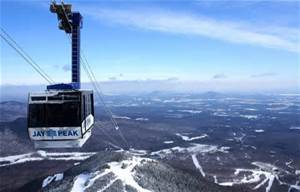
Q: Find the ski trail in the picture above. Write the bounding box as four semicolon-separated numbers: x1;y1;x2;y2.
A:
69;157;153;192
191;154;205;177
84;171;110;190
266;175;275;192
0;151;96;167
253;177;268;190
70;173;91;192
97;178;118;192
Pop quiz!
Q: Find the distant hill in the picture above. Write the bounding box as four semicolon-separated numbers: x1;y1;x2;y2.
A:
200;91;223;98
0;101;27;122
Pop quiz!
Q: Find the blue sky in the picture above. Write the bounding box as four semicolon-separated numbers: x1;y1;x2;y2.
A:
1;1;299;92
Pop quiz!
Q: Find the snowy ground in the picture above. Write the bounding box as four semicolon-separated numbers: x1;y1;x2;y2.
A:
150;143;230;158
0;151;96;167
175;133;208;141
44;156;154;192
215;162;300;192
192;154;205;177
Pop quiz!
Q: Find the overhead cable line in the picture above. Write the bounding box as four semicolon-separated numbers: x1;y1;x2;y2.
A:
81;52;128;136
80;53;130;149
95;120;124;150
1;28;55;84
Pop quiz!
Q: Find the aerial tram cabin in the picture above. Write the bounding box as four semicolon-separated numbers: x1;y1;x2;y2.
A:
27;2;94;148
28;89;94;148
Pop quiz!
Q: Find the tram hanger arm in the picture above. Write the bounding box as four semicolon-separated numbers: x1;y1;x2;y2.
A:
50;1;72;33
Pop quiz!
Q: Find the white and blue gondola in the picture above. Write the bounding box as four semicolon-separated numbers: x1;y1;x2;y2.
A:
28;84;94;148
27;2;95;148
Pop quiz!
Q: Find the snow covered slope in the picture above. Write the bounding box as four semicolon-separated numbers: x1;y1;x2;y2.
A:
26;151;249;192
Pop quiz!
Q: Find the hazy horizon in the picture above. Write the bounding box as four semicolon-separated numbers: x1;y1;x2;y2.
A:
1;79;299;102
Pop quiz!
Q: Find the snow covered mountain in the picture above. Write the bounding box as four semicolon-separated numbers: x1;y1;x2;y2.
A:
21;151;249;192
1;93;299;192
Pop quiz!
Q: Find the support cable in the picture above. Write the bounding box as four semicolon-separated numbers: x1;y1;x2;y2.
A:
81;55;130;149
1;28;55;84
95;120;124;150
63;32;130;149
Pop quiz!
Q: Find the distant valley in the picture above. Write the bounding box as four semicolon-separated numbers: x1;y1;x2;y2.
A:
0;92;299;192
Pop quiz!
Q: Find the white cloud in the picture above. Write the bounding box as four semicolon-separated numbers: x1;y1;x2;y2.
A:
62;64;71;72
108;76;117;81
213;73;227;79
251;73;277;78
83;7;299;53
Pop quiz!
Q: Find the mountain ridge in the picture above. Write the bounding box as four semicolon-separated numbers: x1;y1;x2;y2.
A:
19;151;251;192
